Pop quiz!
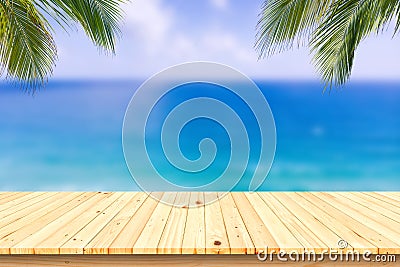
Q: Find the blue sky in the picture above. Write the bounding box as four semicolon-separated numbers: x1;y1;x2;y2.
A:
53;0;400;80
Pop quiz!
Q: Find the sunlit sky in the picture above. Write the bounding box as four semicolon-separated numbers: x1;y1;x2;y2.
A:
53;0;400;80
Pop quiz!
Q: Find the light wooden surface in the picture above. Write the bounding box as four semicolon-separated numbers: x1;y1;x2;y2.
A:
0;255;399;267
0;192;399;255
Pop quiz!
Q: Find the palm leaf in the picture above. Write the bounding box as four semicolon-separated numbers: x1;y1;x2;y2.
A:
256;0;336;57
0;0;125;91
256;0;400;88
311;0;373;87
391;1;400;34
311;0;399;88
0;0;57;90
35;0;125;53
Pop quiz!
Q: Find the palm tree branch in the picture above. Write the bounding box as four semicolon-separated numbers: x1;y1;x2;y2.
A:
0;0;57;90
310;0;391;88
255;0;337;57
256;0;400;88
35;0;125;53
393;1;400;34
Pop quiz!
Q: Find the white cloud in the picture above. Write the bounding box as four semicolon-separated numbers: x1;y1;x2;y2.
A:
169;34;197;58
52;1;400;81
123;0;174;53
202;32;254;62
210;0;229;10
116;1;319;79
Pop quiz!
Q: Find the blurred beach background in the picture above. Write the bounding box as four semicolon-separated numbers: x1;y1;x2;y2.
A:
0;0;399;191
1;80;399;191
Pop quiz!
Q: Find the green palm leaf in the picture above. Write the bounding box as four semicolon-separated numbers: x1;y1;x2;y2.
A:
36;0;125;52
256;0;400;88
1;0;56;90
256;0;334;56
0;0;125;91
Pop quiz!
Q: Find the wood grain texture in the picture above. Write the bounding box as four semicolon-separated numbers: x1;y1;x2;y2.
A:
204;192;230;254
0;192;399;255
158;192;190;254
218;192;254;254
181;192;206;254
0;255;399;267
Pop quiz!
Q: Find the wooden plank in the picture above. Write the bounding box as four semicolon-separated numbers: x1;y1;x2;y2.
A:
0;193;46;213
270;193;345;253
231;192;279;254
60;193;138;254
341;193;400;226
328;193;400;235
366;192;400;209
245;193;304;253
381;192;400;202
352;192;400;216
204;192;230;254
4;255;399;267
0;193;84;240
9;192;110;254
309;192;400;254
0;193;94;254
0;193;96;254
133;192;177;254
0;192;400;256
218;193;255;254
20;192;122;254
182;192;205;254
0;193;15;200
84;192;149;254
108;192;163;254
0;193;58;228
158;193;190;254
0;193;29;204
289;193;377;253
257;193;328;254
0;192;62;228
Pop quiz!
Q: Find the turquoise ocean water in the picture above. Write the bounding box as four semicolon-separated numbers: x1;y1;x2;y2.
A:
0;80;399;191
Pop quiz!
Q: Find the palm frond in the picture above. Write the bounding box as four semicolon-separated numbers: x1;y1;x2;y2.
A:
311;1;373;88
392;1;400;34
0;0;57;90
256;0;336;57
375;0;400;32
256;0;400;88
35;0;125;53
311;0;398;88
0;0;125;91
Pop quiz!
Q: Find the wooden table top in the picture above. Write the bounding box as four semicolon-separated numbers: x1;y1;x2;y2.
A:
0;192;399;255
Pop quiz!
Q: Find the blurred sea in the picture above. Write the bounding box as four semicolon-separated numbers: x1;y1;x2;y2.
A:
0;80;399;191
